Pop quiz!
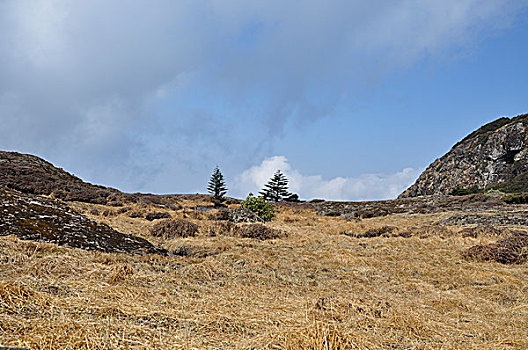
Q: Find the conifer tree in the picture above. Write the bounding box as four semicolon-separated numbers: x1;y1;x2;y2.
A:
207;166;227;200
259;170;291;202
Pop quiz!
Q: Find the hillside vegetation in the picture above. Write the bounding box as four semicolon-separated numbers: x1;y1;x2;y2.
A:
0;151;527;349
1;195;527;349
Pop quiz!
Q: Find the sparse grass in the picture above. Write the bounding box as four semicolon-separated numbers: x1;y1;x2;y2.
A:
1;201;527;349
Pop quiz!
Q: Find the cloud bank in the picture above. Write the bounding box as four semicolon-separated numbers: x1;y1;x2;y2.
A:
0;0;525;192
232;156;422;201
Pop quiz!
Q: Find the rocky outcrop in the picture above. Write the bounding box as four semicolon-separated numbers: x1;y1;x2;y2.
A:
0;187;167;255
315;194;504;219
400;114;528;197
215;207;264;223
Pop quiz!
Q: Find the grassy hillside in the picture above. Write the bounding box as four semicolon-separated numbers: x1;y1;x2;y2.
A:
1;196;527;349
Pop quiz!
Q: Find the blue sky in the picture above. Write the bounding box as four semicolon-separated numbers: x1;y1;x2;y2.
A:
1;1;527;200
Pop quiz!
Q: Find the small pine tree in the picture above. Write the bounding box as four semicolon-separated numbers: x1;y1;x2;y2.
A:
241;193;275;222
259;170;291;202
207;166;227;200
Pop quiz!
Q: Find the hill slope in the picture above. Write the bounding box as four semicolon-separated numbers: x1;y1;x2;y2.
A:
0;150;191;208
0;151;123;205
400;113;528;197
0;151;170;255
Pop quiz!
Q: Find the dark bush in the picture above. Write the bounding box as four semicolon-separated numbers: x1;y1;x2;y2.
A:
127;211;143;218
487;171;528;193
309;199;325;203
462;231;528;264
173;244;193;256
284;193;300;202
343;226;398;238
449;186;481;196
149;218;198;238
223;197;241;205
172;245;218;258
238;224;281;240
502;192;528;204
145;212;171;221
116;207;131;214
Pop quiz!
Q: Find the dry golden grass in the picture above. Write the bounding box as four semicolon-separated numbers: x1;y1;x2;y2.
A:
1;202;527;349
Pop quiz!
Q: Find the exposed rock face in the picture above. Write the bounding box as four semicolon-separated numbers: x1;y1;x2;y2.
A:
0;187;167;255
400;114;528;197
216;207;264;223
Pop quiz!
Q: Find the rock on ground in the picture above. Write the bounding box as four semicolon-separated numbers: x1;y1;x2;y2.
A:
0;187;167;255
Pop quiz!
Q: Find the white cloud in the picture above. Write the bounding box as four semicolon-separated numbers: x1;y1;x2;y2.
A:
0;0;524;191
232;156;422;201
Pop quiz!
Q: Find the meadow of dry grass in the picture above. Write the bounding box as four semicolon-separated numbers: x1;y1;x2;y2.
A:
1;200;527;349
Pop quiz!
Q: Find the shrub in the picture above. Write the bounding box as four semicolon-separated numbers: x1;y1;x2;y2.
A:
149;218;198;238
145;212;171;221
284;193;300;202
448;186;481;196
486;172;528;193
127;211;143;218
462;230;528;264
502;192;528;204
241;193;275;222
238;224;281;240
342;226;398;238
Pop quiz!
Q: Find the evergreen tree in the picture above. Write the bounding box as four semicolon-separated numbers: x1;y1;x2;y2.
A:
259;170;291;202
207;166;227;200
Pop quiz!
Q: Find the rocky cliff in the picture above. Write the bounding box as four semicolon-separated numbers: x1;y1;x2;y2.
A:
400;114;528;198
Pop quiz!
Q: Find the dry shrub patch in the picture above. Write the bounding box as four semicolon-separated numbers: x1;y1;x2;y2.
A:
343;225;398;238
127;210;143;218
463;230;528;264
238;224;282;240
145;211;171;221
172;244;219;258
149;218;198;238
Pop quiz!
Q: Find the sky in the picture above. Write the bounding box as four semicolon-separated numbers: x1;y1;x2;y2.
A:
1;0;528;201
